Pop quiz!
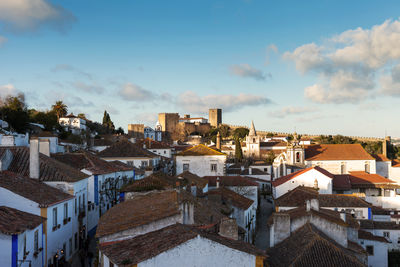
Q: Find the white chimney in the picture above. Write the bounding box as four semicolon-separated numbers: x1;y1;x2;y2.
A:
306;200;311;212
340;211;346;222
30;138;39;179
216;177;220;189
310;199;319;211
249;167;252;175
39;139;50;157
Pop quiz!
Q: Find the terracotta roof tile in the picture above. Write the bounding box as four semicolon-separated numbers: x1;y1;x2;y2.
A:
177;144;226;156
359;219;400;230
2;147;89;182
96;191;180;238
120;173;172;192
0;206;45;235
305;144;374;161
97;139;158;158
0;171;74;207
275;186;371;208
136;138;172;149
175;171;208;189
266;223;364;267
332;174;352;190
272;166;333;187
208;187;253;210
392;159;400;167
349;171;398;186
372;154;390;162
100;224;265;266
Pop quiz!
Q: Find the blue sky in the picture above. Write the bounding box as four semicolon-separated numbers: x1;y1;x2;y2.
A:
0;0;399;137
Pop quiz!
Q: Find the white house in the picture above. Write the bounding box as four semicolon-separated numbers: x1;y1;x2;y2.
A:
0;171;76;266
271;166;334;199
99;223;266;267
359;220;400;252
36;131;65;154
98;139;161;171
358;229;390;267
274;142;376;178
137;138;173;159
59;114;87;135
0;206;45;267
52;151;135;237
175;144;226;177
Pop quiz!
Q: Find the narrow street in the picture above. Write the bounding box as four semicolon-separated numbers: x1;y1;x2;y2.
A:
255;196;274;250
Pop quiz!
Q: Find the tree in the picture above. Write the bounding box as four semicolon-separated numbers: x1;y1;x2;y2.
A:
115;127;124;134
29;109;58;131
0;93;29;133
235;137;243;161
265;150;276;164
102;110;115;133
218;124;231;138
233;127;249;139
51;101;68;120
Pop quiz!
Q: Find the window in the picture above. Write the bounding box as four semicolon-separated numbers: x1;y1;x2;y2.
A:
355;210;363;218
53;207;58;227
253;138;256;143
34;230;39;253
141;161;148;167
296;152;300;163
397;237;400;244
183;163;189;171
64;203;68;220
23;234;26;255
211;164;217;172
384;231;390;238
366;245;374;255
164;150;166;154
83;194;86;211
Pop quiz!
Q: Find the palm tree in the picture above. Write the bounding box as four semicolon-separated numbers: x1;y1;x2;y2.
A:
52;101;68;120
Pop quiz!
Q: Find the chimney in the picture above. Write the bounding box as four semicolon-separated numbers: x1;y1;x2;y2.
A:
216;131;221;150
310;199;319;211
272;213;290;246
219;218;239;240
240;166;245;171
129;138;136;143
184;114;190;119
216;177;220;189
249;167;252;175
39;139;50;157
30;138;39;179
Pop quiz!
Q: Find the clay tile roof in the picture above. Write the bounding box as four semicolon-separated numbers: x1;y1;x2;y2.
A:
348;171;398;186
208;187;253;210
305;144;374;161
52;151;122;175
0;206;46;235
332;174;352;190
136;138;172;149
372;154;390;162
359;219;400;230
2;147;89;182
275;186;370;208
177;144;226;156
266;223;365;267
97;139;158;158
100;224;265;266
96;191;180;238
392;159;400;167
120;173;172;192
358;229;389;243
0;171;74;207
271;166;333;187
33;131;57;137
107;160;136;172
92;138;114;147
175;171;208;189
203;176;258;187
371;206;391;215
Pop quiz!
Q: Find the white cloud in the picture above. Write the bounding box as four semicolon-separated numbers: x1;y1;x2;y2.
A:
0;36;7;47
71;81;104;94
269;106;318;118
284;19;400;103
0;84;19;98
0;0;76;32
230;64;271;81
118;83;155;101
52;64;92;79
176;91;271;113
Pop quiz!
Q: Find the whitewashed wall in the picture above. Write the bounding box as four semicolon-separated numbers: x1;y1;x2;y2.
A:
0;234;12;267
138;236;257;267
305;159;376;175
359;239;388;267
176;155;226;177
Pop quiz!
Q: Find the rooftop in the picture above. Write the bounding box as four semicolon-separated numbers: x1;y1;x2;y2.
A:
359;219;400;230
100;223;266;266
120;173;172;192
275;186;371;208
177;144;226;156
208;187;253;210
266;223;364;267
333;171;399;190
0;171;74;207
203;176;259;187
96;190;180;238
97;139;158;158
305;144;375;161
0;206;45;235
2;147;89;182
371;154;390;162
358;229;389;243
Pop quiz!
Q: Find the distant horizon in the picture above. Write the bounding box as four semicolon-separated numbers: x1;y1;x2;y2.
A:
1;1;400;138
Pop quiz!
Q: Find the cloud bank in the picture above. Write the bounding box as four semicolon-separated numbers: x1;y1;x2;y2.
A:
230;64;271;81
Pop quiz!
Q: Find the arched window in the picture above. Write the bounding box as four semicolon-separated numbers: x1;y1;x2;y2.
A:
296;152;300;163
253;138;256;143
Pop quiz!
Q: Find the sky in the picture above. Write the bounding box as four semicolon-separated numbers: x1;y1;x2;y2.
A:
0;0;400;137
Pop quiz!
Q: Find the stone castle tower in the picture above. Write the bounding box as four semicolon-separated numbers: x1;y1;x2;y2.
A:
209;108;222;127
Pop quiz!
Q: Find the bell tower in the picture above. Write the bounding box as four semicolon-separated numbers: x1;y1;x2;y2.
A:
286;132;305;165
